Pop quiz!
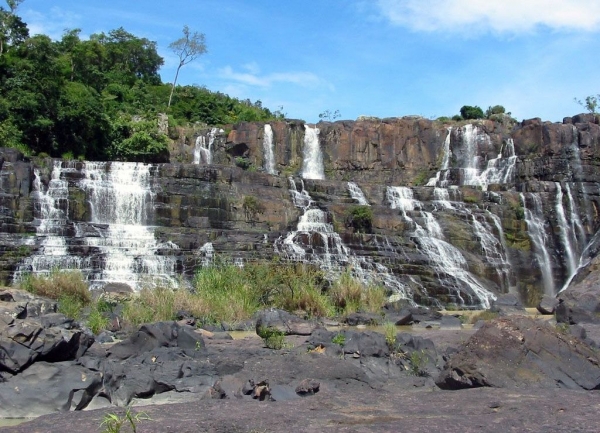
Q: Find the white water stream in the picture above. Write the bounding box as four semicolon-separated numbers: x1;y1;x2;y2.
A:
263;124;276;175
302;125;324;180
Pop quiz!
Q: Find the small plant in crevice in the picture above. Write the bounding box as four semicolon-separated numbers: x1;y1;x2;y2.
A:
257;326;286;350
409;349;429;377
332;332;346;348
100;405;151;433
383;321;397;351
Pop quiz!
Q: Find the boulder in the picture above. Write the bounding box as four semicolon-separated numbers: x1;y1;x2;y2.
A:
108;321;205;360
440;315;462;330
490;294;526;316
255;308;320;336
0;361;102;418
0;318;93;373
308;329;389;358
436;316;600;390
342;312;381;326
537;295;559;315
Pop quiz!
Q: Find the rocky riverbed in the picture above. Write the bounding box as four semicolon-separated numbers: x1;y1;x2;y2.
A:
2;288;600;432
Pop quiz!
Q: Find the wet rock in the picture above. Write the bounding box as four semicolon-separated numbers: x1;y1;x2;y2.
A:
440;315;462;330
436;316;600;390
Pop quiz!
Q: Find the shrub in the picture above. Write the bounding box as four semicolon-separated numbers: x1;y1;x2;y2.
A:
383;321;397;351
409;349;429;376
19;270;91;306
257;326;286;350
332;332;346;347
485;105;506;117
346;205;373;233
459;105;485;120
234;156;251;170
329;271;387;315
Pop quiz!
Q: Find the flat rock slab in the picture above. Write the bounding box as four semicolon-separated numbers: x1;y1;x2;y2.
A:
4;387;599;433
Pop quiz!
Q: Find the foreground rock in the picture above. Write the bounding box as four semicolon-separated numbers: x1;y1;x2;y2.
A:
436;316;600;390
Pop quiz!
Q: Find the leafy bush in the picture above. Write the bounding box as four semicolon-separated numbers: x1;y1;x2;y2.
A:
460;105;485;120
346;205;373;233
257;326;286;349
243;196;265;223
485;105;506;117
409;350;429;376
234;156;252;170
332;332;346;347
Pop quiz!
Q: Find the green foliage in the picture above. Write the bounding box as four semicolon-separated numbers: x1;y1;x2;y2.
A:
409;349;428;376
257;326;285;350
329;270;387;315
383;321;397;351
87;302;111;334
469;310;499;324
574;94;599;114
0;15;282;161
555;322;570;335
332;332;346;347
18;269;91;306
234;156;252;170
100;406;151;433
460;105;485;120
485;105;506;117
346;205;373;233
451;114;463;121
318;109;340;122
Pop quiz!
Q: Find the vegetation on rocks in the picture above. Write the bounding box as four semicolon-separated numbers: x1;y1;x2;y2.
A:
0;1;283;161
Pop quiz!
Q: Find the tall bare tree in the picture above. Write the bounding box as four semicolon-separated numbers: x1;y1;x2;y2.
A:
168;25;206;108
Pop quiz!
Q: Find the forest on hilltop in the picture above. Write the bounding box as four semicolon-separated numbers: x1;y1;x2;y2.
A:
0;1;283;162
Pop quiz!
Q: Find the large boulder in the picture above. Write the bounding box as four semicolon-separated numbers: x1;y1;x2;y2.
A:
107;321;205;360
0;317;93;373
0;361;102;418
436;316;600;390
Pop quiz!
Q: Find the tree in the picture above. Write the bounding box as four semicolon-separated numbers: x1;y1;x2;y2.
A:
318;109;340;121
168;25;206;107
460;105;485;120
0;0;28;55
485;105;505;118
574;95;599;114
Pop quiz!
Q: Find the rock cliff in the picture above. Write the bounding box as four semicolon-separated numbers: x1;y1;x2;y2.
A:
1;113;600;307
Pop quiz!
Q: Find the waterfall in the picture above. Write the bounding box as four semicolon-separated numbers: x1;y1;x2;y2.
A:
428;126;517;190
193;128;219;165
302;125;324;180
555;183;578;278
471;214;512;292
275;178;413;302
263;124;276;175
386;186;496;308
347;182;369;205
15;161;179;291
426;130;451;187
521;193;555;296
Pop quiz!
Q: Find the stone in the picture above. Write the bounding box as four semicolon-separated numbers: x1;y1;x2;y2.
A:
490;294;526;316
295;378;320;396
255;308;320;336
440;315;462;330
436;316;600;390
342;312;381;326
537;295;559;315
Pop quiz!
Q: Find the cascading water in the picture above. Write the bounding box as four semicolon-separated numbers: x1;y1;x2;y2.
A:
302;125;324;180
386;186;496;308
193;128;220;165
521;193;555;296
427;126;517;190
275;177;413;302
426;130;451;187
14;161;179;291
555;183;578;278
347;182;369;205
263;124;276;175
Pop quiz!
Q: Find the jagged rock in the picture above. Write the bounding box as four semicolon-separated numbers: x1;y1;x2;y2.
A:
108;321;205;360
0;317;93;373
0;361;102;418
295;378;320;396
537;295;559;315
308;329;389;358
255;308;320;336
436;316;600;390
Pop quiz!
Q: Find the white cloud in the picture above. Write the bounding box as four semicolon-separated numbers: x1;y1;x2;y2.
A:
22;7;82;40
218;65;322;88
376;0;600;34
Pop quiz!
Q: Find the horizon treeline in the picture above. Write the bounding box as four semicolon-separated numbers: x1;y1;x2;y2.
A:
0;4;283;162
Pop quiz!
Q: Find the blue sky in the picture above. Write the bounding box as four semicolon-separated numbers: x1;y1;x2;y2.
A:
17;0;600;123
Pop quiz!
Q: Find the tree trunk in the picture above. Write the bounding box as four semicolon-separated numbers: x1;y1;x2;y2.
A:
168;64;182;108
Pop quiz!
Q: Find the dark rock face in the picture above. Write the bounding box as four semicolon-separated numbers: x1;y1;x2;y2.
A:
1;112;600;309
436;316;600;390
255;308;321;336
